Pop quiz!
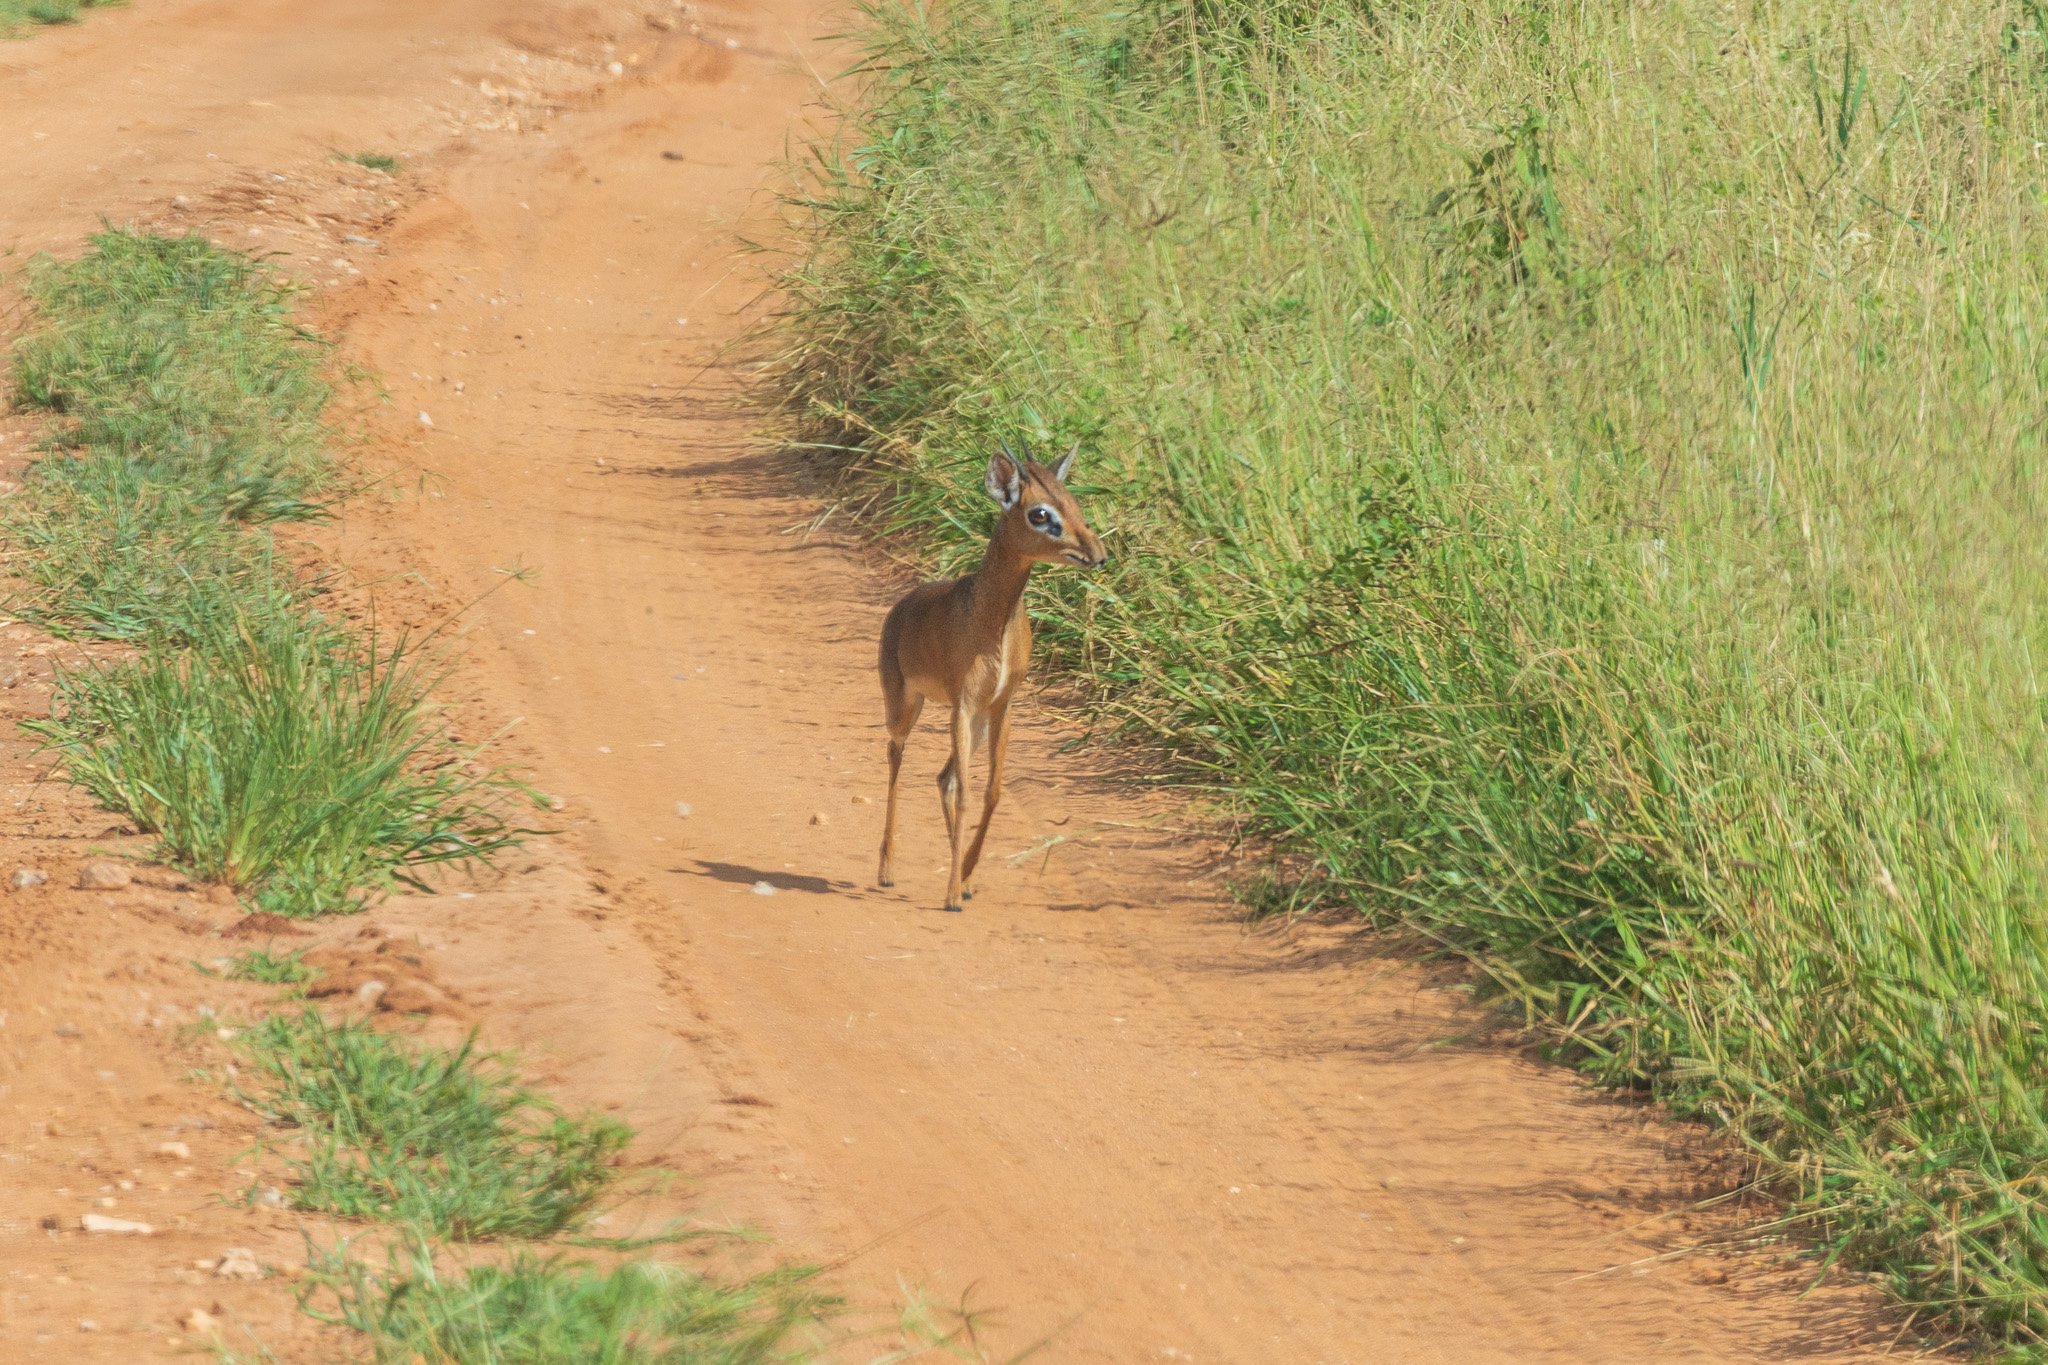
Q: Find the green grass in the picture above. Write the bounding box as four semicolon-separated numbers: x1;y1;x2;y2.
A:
218;947;317;987
8;228;532;916
303;1238;827;1364
226;1008;828;1358
0;0;116;34
239;1009;631;1241
5;224;814;1360
772;0;2048;1348
2;464;311;643
236;1011;828;1357
8;228;331;642
337;151;401;174
15;227;335;524
30;610;526;916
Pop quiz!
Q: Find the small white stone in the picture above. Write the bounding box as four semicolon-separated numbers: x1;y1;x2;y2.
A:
417;411;433;428
751;881;776;897
215;1247;263;1281
77;860;132;890
674;802;692;818
80;1213;153;1235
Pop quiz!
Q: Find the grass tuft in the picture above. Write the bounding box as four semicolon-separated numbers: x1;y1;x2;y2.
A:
0;0;115;33
304;1236;827;1364
336;151;400;173
13;226;334;524
9;228;532;916
30;610;526;916
219;947;317;987
239;1009;631;1241
772;0;2048;1347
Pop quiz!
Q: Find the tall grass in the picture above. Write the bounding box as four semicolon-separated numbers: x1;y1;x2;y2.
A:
773;0;2048;1345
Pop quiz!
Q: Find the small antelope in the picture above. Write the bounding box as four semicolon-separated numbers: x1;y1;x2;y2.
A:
876;441;1108;911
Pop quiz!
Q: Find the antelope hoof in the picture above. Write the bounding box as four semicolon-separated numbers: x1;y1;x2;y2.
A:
878;876;894;888
960;887;974;901
943;900;964;913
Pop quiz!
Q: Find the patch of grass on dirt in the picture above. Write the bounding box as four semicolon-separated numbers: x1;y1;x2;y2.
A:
31;610;525;916
336;151;400;173
7;228;331;642
7;225;816;1360
774;0;2048;1348
239;1009;630;1241
0;0;117;35
304;1237;828;1364
3;471;310;644
9;228;533;915
221;947;317;987
14;227;334;524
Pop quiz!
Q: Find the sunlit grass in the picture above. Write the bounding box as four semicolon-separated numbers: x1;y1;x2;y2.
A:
0;0;117;36
303;1236;829;1364
238;1009;631;1240
10;229;531;916
772;0;2048;1346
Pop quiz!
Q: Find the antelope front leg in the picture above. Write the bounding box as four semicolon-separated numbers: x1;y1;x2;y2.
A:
878;733;906;888
959;698;1011;901
940;702;975;912
877;692;922;890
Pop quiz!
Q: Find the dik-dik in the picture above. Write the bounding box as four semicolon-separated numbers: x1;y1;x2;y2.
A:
876;443;1108;911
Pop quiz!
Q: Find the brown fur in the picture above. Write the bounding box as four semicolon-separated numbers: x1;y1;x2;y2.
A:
876;447;1108;910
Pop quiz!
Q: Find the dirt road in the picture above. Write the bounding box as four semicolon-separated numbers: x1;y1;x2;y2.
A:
0;0;1905;1359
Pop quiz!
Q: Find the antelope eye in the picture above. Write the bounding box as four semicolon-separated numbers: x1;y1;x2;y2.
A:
1028;507;1051;527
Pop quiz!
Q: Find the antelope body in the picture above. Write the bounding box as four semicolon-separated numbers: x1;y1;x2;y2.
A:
876;444;1108;911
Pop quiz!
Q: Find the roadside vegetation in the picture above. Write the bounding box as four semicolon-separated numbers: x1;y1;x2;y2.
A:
214;945;318;987
336;151;401;174
0;0;115;36
232;1005;829;1361
772;0;2048;1348
10;229;523;916
239;1010;630;1241
7;227;824;1360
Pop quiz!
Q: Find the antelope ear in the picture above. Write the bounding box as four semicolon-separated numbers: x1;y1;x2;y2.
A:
984;450;1023;509
1051;441;1080;484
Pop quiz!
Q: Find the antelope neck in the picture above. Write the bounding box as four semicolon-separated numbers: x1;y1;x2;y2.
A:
965;517;1038;641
